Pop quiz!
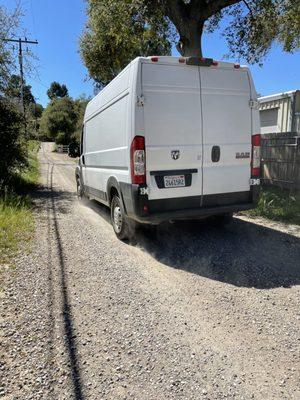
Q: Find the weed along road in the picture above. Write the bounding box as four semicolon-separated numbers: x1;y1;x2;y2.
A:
3;142;299;400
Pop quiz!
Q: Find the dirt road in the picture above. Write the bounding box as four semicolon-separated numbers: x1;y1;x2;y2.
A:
2;142;300;400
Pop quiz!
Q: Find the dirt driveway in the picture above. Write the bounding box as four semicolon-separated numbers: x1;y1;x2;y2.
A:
1;142;299;400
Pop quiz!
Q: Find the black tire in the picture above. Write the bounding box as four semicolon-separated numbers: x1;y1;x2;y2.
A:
110;195;135;240
76;177;84;200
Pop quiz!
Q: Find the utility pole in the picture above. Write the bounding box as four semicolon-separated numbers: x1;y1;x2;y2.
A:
3;37;38;135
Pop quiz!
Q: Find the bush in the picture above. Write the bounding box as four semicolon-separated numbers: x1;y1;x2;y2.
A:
0;98;27;188
55;131;70;145
247;186;300;225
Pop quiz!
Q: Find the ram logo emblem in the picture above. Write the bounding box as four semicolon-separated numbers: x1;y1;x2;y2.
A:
171;150;180;160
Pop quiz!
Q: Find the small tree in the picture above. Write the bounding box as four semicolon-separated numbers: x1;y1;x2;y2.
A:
47;81;69;100
39;97;77;142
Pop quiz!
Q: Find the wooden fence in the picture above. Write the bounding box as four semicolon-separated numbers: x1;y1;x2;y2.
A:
56;144;69;153
261;132;300;190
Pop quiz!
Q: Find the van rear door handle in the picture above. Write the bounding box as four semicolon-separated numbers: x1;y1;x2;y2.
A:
211;146;220;162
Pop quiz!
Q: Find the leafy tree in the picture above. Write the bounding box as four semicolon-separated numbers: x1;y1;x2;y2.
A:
0;5;21;94
39;94;90;144
5;74;35;106
0;98;26;187
72;95;90;142
47;81;69;100
80;0;173;86
29;103;44;119
39;97;78;142
81;0;300;84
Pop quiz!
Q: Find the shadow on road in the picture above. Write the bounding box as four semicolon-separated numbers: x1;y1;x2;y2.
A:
86;199;300;290
44;164;85;400
138;218;300;289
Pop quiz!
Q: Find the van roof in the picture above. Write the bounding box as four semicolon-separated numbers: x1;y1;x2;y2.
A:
135;56;246;70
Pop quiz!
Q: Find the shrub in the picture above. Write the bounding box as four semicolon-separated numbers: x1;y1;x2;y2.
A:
0;98;27;188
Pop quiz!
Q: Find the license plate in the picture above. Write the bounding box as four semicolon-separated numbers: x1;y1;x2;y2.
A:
164;175;185;188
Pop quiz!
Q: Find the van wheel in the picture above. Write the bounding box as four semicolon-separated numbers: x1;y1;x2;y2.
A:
110;195;135;240
76;178;84;199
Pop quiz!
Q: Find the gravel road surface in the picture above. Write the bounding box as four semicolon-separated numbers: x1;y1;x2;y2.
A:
1;142;300;400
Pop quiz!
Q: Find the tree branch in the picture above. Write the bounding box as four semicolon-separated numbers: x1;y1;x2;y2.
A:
204;0;242;19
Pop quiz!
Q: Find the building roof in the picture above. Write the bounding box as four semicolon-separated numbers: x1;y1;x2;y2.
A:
258;90;299;103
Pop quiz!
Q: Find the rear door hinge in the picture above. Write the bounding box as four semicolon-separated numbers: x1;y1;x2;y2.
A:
249;100;259;109
137;95;145;107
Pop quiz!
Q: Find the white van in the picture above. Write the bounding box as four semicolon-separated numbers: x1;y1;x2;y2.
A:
76;56;261;239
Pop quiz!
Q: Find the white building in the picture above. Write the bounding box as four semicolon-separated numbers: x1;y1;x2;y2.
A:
258;90;300;134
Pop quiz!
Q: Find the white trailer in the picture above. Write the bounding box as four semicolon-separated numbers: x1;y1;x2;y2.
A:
76;56;261;239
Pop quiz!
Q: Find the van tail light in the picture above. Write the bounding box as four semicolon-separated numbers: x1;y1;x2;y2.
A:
251;134;261;177
131;136;146;184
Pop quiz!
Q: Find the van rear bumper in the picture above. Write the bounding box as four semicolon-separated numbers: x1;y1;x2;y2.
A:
120;183;259;224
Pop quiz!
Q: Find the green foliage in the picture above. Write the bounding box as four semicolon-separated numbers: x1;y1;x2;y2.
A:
55;132;69;145
72;95;90;142
221;0;300;64
0;5;21;94
0;192;34;263
39;97;78;141
248;187;300;224
47;81;69;99
0;98;27;187
80;0;172;86
40;95;88;144
0;140;39;263
4;74;35;106
81;0;300;83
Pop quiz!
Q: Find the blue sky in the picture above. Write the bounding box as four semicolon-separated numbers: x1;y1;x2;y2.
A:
3;0;300;107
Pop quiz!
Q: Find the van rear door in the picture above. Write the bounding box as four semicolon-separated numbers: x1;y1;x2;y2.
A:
200;66;252;204
142;62;202;201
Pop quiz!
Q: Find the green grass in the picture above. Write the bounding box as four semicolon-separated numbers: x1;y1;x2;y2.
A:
247;186;300;225
0;140;40;264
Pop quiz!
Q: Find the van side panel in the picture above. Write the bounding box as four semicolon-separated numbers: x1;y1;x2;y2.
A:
83;66;132;201
200;67;252;196
141;62;203;201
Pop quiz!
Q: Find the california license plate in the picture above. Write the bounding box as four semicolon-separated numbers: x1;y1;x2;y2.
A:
164;175;185;188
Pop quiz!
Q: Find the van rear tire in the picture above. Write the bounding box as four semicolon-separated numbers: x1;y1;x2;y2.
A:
76;177;84;200
110;195;135;240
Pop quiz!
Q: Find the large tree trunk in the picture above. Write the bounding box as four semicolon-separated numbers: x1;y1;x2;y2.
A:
164;0;241;58
177;21;204;57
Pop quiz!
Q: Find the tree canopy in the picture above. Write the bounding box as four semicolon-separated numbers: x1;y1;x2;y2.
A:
80;0;300;85
39;95;89;144
47;81;69;99
80;0;173;86
5;74;35;106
